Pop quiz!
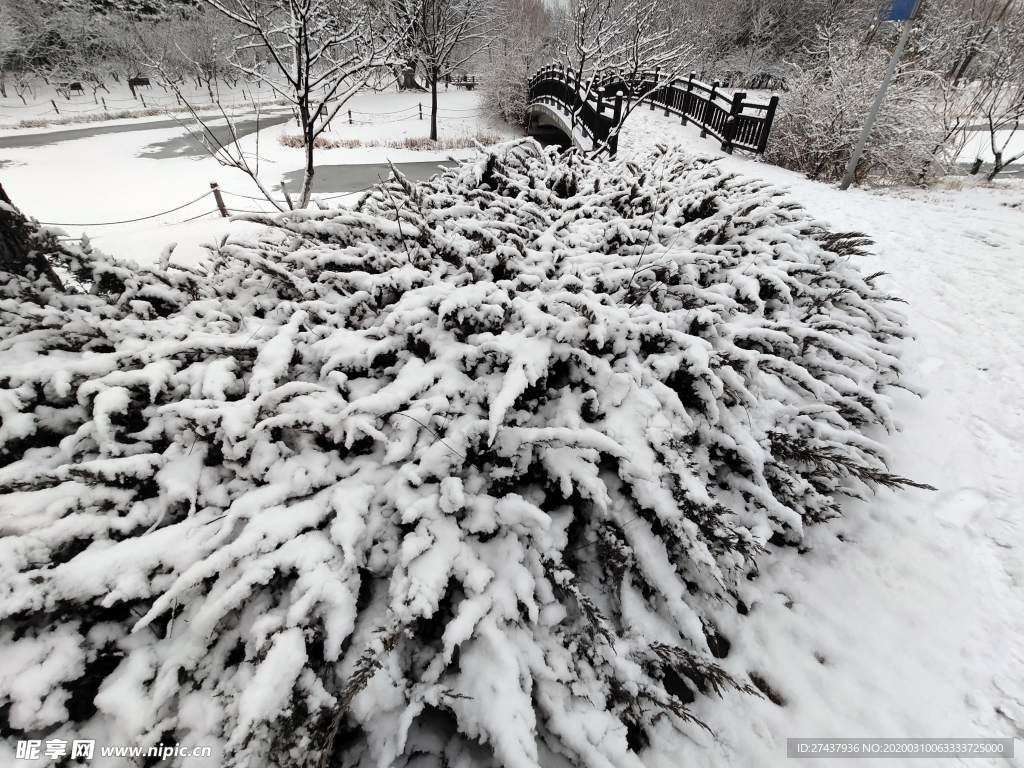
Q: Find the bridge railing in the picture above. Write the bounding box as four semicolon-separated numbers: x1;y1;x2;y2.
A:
528;65;621;155
528;65;779;156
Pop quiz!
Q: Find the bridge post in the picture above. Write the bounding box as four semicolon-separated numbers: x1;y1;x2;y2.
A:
665;80;676;117
596;86;605;116
757;95;779;154
721;91;745;153
651;66;660;111
702;81;719;139
682;72;695;125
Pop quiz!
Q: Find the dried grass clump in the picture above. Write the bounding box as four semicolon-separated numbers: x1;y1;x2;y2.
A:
277;129;503;151
277;133;361;149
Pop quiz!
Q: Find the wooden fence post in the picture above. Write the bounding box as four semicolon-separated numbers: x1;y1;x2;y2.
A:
682;72;695;125
757;95;779;154
348;109;352;124
721;91;745;153
50;99;60;115
101;97;108;112
210;182;228;217
140;94;147;108
419;102;422;120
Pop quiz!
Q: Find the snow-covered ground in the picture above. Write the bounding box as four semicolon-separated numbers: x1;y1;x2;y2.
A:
620;111;1024;767
0;88;516;267
2;88;1023;766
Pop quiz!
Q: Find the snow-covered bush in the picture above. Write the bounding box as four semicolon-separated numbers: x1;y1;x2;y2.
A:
0;141;928;767
764;40;945;185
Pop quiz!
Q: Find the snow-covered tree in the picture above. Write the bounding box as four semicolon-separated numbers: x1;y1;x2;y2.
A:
555;0;691;150
194;0;394;207
0;142;930;767
384;0;495;141
960;6;1024;181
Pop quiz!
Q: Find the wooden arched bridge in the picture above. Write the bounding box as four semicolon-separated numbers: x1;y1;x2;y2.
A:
526;65;779;158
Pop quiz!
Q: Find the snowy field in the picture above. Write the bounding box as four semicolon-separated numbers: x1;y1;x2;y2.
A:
2;89;1024;766
0;88;516;267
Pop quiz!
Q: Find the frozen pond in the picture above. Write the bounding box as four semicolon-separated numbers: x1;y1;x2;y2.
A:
279;160;458;195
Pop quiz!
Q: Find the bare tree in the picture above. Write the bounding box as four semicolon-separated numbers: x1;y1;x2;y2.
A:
556;0;691;152
162;9;238;100
386;0;495;141
104;13;159;88
197;0;394;207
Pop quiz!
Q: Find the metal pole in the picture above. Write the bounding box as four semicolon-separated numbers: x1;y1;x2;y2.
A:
839;0;922;190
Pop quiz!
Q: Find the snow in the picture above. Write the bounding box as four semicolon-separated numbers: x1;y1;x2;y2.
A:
620;107;1024;768
0;87;515;268
1;83;1024;767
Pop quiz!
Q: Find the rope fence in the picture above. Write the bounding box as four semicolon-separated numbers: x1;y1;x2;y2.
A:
39;179;406;230
38;190;215;227
5;97;485;124
2;85;484;114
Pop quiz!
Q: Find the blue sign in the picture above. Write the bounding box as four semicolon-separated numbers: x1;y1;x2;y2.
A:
881;0;916;20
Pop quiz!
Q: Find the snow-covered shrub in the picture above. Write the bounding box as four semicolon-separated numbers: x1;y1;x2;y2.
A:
0;141;928;767
764;41;945;185
0;187;72;290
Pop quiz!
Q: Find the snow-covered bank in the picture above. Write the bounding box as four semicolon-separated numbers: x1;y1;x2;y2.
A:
622;110;1024;768
0;89;515;267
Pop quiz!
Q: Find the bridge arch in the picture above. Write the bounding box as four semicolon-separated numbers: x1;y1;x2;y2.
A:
525;103;588;152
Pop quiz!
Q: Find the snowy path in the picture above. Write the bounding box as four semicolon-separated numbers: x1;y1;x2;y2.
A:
621;112;1024;767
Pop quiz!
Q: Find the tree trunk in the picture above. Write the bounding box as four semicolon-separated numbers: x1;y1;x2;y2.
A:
985;151;1010;182
300;103;315;208
430;66;438;142
969;157;983;174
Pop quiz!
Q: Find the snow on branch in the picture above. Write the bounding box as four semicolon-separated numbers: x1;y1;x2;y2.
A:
0;141;928;767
